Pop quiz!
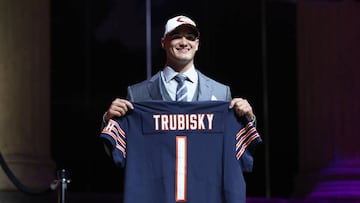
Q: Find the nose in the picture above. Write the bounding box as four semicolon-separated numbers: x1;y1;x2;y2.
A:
179;36;188;45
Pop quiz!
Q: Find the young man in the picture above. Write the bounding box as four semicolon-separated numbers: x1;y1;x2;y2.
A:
100;15;261;203
103;15;255;124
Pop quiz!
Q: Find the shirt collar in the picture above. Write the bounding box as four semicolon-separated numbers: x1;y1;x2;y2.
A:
163;66;197;83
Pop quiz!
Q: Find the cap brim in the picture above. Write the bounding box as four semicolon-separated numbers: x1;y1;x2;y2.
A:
167;24;200;37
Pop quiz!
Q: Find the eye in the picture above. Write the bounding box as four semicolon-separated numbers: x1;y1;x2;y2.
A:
184;34;197;41
169;33;197;41
170;33;183;40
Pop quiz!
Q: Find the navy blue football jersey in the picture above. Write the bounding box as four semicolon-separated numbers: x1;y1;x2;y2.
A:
101;101;261;203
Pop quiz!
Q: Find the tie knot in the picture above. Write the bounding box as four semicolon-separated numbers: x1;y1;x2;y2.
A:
174;74;187;83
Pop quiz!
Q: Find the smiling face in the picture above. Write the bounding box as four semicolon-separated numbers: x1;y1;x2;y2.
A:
161;25;200;72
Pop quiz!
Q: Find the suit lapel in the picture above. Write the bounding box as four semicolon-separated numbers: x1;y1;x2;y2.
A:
197;71;213;101
147;72;163;100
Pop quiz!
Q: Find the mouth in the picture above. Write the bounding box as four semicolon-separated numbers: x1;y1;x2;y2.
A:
176;47;191;53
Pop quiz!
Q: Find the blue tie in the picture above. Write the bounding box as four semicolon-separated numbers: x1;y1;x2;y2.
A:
174;74;188;101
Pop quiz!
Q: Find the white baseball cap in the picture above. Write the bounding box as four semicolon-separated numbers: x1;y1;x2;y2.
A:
163;15;200;37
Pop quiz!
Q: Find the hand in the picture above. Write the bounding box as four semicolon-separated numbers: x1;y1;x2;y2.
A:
229;98;255;121
104;98;134;122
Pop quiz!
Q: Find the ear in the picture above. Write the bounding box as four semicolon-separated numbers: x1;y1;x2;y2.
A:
195;40;200;51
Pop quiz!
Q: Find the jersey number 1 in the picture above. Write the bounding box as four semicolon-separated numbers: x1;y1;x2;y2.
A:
176;136;187;202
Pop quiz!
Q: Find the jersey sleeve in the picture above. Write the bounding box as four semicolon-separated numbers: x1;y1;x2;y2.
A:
234;116;262;172
100;118;128;167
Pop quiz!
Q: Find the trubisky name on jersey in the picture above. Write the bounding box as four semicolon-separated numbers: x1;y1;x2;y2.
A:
153;113;214;131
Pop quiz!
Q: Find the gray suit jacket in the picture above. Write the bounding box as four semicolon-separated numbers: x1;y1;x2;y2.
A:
102;70;256;154
127;70;232;102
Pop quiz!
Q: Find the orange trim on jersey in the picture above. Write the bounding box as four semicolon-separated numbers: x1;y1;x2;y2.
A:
236;132;260;159
236;127;256;150
236;122;252;140
102;119;127;158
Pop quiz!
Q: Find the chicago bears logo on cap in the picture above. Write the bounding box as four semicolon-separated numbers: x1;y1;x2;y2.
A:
163;15;200;37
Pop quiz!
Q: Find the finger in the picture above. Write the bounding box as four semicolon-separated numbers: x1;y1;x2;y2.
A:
229;97;243;108
122;99;134;110
108;109;122;117
235;107;246;117
113;99;134;110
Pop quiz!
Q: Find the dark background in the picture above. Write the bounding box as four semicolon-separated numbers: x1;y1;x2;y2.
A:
51;0;297;198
